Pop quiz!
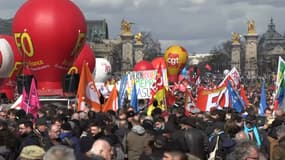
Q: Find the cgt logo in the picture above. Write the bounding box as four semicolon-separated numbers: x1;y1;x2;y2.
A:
167;53;179;67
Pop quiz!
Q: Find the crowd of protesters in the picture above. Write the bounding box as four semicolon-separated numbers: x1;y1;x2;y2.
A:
0;74;285;160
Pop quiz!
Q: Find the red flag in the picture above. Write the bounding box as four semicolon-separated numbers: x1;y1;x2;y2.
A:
240;85;249;107
196;85;229;112
77;63;101;112
205;63;212;71
102;84;118;112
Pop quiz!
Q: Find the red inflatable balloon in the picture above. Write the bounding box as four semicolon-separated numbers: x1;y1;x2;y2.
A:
12;0;86;92
133;60;154;71
0;35;23;100
70;43;95;74
151;57;167;69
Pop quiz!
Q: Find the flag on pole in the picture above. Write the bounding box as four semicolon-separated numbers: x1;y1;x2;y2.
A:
196;85;229;112
227;81;244;113
205;63;212;71
20;78;41;119
130;82;138;112
102;84;118;112
77;63;101;112
275;56;285;107
219;67;240;88
240;85;249;107
259;80;267;116
150;63;166;105
118;74;128;108
21;86;29;112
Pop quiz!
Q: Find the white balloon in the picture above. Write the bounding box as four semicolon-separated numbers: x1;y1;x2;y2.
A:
0;38;14;78
93;58;112;82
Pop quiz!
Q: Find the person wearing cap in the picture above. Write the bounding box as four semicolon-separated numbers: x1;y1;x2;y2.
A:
18;145;45;160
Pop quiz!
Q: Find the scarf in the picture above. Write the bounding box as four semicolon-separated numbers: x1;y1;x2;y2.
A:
243;123;261;147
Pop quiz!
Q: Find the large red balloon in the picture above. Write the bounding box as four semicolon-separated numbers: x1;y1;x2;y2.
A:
12;0;87;92
70;43;95;74
133;60;154;71
151;57;167;69
0;35;23;100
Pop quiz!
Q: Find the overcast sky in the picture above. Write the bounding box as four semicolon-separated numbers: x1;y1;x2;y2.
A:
1;0;285;53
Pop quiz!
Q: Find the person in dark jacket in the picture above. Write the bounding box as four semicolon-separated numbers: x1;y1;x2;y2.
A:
60;122;82;160
18;120;41;153
171;117;209;160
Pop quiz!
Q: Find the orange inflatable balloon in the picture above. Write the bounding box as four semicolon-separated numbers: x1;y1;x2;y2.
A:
164;45;188;82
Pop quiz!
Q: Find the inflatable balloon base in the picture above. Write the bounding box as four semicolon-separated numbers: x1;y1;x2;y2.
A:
38;88;63;96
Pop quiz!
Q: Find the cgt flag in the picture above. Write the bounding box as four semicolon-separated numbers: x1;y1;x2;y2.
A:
77;63;101;112
150;63;166;105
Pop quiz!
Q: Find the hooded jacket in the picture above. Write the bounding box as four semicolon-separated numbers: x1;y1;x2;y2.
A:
124;125;153;160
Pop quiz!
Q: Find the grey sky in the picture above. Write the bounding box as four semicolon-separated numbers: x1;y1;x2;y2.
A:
1;0;285;53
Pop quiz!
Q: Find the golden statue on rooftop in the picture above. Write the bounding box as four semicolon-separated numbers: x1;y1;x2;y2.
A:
248;20;256;34
135;32;143;44
121;19;132;34
232;32;241;44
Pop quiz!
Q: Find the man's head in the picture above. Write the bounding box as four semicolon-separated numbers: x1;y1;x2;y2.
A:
36;118;48;133
43;145;75;160
89;121;103;137
89;139;113;160
162;150;187;160
227;140;259;160
18;120;33;137
48;124;61;140
265;108;272;118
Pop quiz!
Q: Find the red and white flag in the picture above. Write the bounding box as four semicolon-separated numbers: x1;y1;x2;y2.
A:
219;67;241;88
196;84;229;112
150;64;166;105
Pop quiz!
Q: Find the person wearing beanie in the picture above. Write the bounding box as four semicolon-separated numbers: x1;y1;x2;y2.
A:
19;145;45;160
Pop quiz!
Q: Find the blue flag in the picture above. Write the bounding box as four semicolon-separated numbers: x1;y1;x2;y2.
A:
227;81;244;113
130;82;138;112
259;81;267;116
118;75;128;108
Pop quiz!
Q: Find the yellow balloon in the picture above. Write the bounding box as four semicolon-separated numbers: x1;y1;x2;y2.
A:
164;45;188;82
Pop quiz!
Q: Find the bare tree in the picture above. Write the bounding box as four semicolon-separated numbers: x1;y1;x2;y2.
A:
141;32;162;61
